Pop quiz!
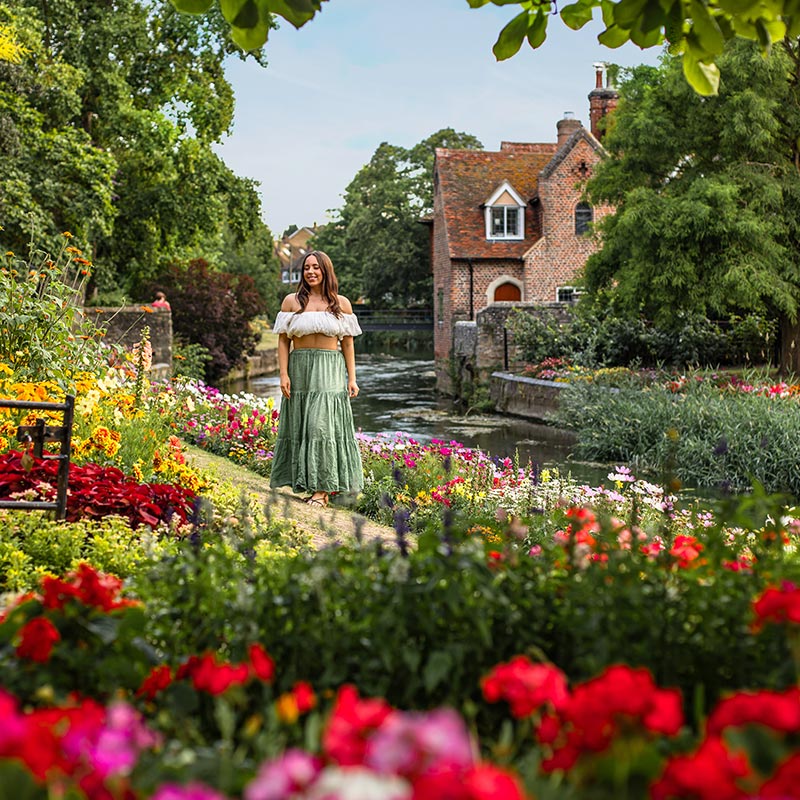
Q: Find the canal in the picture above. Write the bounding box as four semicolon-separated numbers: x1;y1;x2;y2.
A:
243;349;610;485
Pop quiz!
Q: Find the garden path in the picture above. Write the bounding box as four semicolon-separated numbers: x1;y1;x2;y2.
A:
184;444;398;549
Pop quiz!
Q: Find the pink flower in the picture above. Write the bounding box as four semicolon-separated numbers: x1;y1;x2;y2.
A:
245;749;322;800
152;783;230;800
364;708;473;780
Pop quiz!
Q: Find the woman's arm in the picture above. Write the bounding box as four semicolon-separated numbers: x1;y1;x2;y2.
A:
341;336;359;398
278;333;292;398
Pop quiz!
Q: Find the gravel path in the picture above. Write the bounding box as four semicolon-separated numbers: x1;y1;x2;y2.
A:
184;444;398;549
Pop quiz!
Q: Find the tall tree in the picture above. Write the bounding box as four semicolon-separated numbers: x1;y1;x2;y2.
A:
582;39;800;372
314;129;482;307
2;0;274;298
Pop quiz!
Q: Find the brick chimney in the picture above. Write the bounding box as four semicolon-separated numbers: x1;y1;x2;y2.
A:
557;111;582;147
589;62;619;140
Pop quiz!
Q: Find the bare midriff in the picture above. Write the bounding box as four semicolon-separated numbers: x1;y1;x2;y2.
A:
291;333;339;351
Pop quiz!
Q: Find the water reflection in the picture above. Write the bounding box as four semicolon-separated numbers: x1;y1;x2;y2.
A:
243;352;609;484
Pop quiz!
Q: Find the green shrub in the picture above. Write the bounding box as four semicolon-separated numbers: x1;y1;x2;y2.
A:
557;379;800;496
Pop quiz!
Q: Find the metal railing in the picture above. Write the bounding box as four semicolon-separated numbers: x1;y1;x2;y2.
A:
0;396;75;520
354;307;433;331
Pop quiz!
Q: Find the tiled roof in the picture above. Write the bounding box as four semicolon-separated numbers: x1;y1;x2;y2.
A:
435;146;557;260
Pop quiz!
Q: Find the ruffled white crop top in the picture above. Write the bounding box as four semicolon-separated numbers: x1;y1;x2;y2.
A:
272;310;362;340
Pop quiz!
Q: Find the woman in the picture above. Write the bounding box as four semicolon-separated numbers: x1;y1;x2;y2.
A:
269;251;363;507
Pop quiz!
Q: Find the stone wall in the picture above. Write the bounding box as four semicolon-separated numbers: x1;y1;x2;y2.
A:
489;372;568;423
88;306;172;374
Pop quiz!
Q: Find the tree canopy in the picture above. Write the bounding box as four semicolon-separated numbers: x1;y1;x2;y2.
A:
1;0;278;302
582;38;800;371
313;129;483;308
172;0;800;95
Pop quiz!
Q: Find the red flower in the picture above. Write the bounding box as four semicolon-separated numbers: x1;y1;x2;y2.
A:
413;763;526;800
651;736;751;800
248;643;275;683
15;617;60;663
189;654;249;695
669;535;704;569
293;681;317;714
323;685;393;766
752;582;800;631
481;656;569;719
760;752;800;797
706;687;800;735
136;665;174;700
537;664;683;773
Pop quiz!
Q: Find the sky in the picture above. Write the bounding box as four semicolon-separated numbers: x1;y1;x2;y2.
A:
213;0;662;239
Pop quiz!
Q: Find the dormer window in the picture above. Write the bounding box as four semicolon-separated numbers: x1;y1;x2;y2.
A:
484;181;525;240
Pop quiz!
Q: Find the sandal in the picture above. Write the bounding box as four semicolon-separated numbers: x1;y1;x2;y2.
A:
305;497;328;508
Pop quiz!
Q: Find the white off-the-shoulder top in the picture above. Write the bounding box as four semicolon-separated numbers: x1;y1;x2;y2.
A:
272;310;362;340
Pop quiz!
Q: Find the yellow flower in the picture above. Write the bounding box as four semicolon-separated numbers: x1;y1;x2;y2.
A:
62;231;74;238
275;693;300;725
0;363;13;376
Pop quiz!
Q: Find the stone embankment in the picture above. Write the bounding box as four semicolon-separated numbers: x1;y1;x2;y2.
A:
489;372;568;423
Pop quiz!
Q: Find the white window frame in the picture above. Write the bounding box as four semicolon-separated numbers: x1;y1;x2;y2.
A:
484;181;526;241
556;286;581;303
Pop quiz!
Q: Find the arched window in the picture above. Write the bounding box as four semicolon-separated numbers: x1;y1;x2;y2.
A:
494;282;522;302
575;202;593;236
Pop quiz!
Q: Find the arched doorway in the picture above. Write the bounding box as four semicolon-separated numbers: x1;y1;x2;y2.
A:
493;282;522;302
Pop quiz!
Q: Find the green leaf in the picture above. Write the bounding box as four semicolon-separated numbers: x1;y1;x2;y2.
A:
231;22;270;49
466;0;492;6
85;615;120;645
682;53;720;95
493;10;531;59
689;0;725;54
170;0;215;12
527;10;549;47
423;650;453;692
561;0;596;29
613;0;650;29
717;0;762;13
598;22;633;46
220;0;259;27
267;0;325;28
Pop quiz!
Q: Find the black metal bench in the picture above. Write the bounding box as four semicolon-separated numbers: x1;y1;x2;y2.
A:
0;396;75;520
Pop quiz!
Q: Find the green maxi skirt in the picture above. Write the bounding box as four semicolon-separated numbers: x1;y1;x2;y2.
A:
269;348;364;495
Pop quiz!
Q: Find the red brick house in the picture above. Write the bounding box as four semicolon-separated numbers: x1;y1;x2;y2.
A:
431;67;618;389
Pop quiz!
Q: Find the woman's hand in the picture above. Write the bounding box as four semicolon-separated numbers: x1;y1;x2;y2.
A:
348;378;359;398
280;374;291;399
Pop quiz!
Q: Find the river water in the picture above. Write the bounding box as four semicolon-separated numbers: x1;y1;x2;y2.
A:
242;350;610;484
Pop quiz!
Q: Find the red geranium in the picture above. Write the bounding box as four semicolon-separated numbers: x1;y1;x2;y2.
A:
323;685;394;766
481;656;569;719
707;687;800;736
136;665;174;701
248;643;275;683
669;535;705;569
15;617;60;663
752;582;800;631
651;736;751;800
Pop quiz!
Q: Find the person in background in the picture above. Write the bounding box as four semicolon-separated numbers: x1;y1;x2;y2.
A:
151;291;171;310
269;250;363;507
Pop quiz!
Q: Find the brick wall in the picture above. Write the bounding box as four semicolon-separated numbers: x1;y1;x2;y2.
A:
525;138;613;303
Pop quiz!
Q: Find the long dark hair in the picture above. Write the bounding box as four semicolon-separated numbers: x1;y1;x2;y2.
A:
295;250;341;317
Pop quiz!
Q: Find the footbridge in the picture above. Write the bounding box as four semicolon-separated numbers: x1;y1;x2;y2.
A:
354;307;433;332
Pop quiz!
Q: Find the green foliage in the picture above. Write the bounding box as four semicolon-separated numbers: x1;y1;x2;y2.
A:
557;377;800;496
173;336;212;381
4;0;270;296
0;236;119;389
151;257;265;383
507;306;776;369
583;42;800;372
131;495;798;724
0;512;174;594
313;129;482;307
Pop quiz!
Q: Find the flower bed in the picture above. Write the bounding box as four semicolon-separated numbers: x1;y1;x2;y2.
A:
0;563;799;799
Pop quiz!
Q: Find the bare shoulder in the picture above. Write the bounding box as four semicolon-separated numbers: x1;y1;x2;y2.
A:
281;293;300;312
338;295;354;314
